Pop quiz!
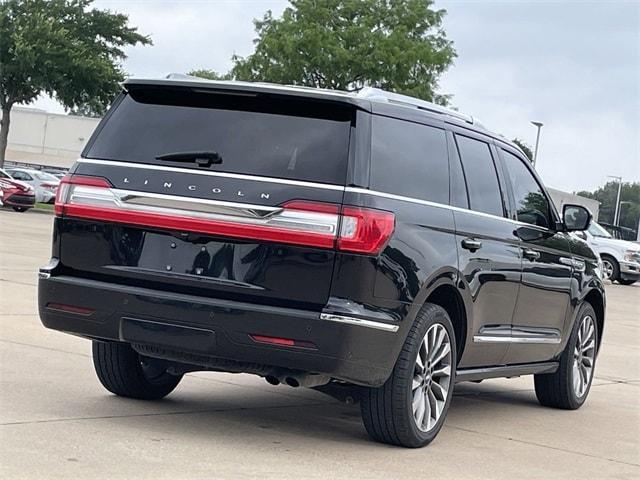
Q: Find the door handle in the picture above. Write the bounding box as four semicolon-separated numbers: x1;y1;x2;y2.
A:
461;238;482;252
523;248;540;261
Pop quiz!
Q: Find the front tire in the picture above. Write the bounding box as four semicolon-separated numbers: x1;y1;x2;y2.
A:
92;341;182;400
534;302;598;409
360;303;456;448
618;278;637;286
12;206;28;212
601;255;619;282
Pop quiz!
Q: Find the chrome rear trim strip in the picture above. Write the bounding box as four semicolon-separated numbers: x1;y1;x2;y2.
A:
77;158;346;191
319;313;399;332
68;185;340;234
113;189;283;219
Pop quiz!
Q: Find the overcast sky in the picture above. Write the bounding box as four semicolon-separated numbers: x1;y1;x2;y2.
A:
30;0;640;192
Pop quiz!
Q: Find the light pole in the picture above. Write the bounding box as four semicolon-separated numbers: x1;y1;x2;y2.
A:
607;175;623;226
618;201;632;228
531;121;543;168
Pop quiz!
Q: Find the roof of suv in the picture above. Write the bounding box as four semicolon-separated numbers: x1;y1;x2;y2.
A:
122;75;522;154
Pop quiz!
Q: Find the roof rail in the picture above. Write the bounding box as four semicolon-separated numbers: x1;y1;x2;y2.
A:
355;87;474;124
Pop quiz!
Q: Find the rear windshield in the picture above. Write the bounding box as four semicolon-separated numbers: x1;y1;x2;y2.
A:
85;89;354;185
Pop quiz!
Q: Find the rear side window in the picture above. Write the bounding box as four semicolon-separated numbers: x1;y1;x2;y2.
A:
500;149;552;228
370;116;449;204
454;135;504;217
85;90;353;185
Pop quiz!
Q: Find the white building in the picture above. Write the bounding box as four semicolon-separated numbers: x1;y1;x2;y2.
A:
548;187;600;221
3;107;100;169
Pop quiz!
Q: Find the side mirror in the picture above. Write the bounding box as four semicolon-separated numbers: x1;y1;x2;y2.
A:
563;204;592;232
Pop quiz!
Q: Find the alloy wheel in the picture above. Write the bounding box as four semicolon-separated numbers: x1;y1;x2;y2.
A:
412;323;452;432
601;259;614;280
572;315;596;398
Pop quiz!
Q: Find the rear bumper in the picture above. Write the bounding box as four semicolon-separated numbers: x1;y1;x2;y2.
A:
38;274;398;386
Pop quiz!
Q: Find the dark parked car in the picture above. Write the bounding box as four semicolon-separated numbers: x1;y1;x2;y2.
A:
39;78;605;447
0;168;35;212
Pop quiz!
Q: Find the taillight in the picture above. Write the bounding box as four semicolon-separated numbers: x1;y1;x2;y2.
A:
338;206;396;254
55;175;395;255
55;175;112;215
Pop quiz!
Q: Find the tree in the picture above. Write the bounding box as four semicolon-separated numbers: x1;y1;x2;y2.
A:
512;138;533;162
577;181;640;231
188;69;232;81
192;0;456;104
0;0;151;167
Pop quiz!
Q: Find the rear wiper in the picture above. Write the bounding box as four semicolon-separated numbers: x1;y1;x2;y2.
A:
155;151;222;167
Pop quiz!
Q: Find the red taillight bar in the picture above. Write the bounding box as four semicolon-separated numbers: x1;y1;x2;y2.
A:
46;303;94;316
55;175;395;255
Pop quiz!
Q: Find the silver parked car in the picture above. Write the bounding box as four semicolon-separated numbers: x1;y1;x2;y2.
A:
6;168;60;204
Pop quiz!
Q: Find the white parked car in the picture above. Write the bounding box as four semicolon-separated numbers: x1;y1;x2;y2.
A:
575;221;640;285
6;168;60;204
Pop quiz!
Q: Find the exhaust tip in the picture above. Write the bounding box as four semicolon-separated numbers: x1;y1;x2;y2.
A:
265;375;280;386
285;377;300;388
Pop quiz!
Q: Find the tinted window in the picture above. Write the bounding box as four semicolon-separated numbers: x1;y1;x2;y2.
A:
501;149;551;228
86;91;353;185
10;171;31;181
448;134;469;209
455;135;504;216
370;116;449;204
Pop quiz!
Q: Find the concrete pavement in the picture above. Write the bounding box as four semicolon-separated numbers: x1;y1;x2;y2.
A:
1;209;638;479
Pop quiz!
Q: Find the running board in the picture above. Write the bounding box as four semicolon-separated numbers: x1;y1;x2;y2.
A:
455;362;558;383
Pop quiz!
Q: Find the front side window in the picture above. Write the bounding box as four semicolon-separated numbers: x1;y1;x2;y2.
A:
455;135;504;217
588;222;612;238
10;171;31;181
370;116;449;204
500;149;551;228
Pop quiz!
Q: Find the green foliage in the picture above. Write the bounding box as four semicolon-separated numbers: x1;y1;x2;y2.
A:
188;69;232;81
192;0;456;104
577;181;640;231
0;0;150;114
512;138;533;162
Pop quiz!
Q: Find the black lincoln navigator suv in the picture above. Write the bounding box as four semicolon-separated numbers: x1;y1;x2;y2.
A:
39;77;605;447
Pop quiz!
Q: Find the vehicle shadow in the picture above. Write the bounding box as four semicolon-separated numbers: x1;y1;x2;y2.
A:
89;380;544;447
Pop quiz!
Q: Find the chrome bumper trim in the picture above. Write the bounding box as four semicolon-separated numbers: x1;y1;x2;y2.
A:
319;313;399;332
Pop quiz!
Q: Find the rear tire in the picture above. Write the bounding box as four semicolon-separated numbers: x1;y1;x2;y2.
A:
92;341;182;400
534;303;598;409
360;303;456;448
12;206;28;212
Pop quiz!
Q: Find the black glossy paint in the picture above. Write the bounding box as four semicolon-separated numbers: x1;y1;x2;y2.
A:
39;82;606;387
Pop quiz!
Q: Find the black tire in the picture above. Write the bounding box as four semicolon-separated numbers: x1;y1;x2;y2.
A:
92;341;182;400
12;206;28;212
534;302;598;409
360;303;456;448
618;279;637;286
601;255;619;282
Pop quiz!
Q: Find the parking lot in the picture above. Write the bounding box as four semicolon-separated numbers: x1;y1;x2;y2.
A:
0;209;638;479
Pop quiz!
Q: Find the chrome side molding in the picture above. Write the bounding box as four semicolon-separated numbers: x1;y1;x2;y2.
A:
473;326;562;345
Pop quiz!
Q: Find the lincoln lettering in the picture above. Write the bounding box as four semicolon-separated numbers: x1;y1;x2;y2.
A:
122;177;270;200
